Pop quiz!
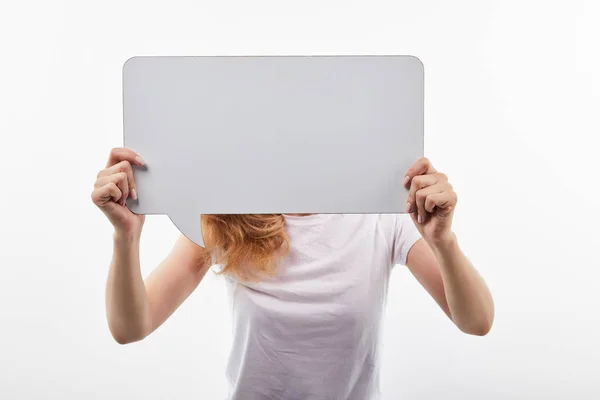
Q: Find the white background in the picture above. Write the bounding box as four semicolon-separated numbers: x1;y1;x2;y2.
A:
1;0;599;399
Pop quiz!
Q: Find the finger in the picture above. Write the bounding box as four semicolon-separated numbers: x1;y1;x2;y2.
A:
403;157;437;187
91;182;122;207
106;147;145;169
409;210;419;226
97;161;137;200
406;174;442;213
94;173;129;205
115;172;129;205
424;191;458;216
415;184;445;222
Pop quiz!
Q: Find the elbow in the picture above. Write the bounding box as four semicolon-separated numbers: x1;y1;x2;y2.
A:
466;321;493;336
112;332;142;345
457;298;495;336
111;329;148;345
460;313;494;337
112;334;130;345
108;319;150;345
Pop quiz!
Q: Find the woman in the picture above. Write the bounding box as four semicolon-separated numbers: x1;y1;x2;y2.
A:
92;147;494;399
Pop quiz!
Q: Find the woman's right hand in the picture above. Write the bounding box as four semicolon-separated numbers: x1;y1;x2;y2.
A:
91;147;146;236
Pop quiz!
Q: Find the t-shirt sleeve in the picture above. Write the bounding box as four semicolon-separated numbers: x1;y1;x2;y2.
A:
390;213;422;267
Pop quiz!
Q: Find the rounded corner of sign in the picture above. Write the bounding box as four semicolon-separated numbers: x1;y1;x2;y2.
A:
407;55;424;69
122;56;140;74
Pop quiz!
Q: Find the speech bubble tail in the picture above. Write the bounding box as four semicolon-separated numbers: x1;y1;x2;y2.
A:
168;211;205;247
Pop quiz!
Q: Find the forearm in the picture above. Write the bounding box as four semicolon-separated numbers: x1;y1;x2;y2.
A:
430;234;494;335
105;231;151;343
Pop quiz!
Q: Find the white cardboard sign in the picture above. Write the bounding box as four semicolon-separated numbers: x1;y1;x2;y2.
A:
123;55;424;246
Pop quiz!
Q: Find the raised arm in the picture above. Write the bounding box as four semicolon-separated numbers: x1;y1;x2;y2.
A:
106;233;211;344
93;148;212;344
402;157;494;335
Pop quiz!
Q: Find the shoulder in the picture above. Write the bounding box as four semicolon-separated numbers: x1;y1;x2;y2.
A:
331;213;416;246
375;213;422;266
331;213;412;234
375;213;413;237
322;213;418;245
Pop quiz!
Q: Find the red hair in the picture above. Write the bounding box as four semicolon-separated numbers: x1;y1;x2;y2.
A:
201;214;289;281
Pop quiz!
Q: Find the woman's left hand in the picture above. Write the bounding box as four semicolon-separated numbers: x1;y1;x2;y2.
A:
403;157;458;245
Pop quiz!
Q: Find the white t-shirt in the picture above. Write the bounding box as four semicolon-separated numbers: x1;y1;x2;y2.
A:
223;213;422;400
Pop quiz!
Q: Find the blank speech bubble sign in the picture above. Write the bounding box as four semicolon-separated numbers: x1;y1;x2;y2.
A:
123;55;424;247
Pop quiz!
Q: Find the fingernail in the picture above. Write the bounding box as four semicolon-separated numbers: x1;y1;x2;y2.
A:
405;202;411;213
417;214;423;224
135;156;145;165
403;175;410;186
131;188;138;200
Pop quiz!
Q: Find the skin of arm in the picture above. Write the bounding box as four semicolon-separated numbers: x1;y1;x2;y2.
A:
405;235;495;336
106;233;212;344
401;157;494;336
